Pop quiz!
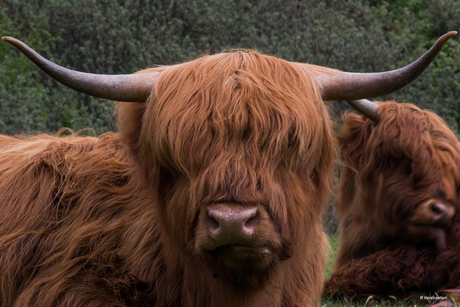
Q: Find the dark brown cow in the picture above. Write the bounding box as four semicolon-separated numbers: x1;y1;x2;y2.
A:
0;33;455;306
324;100;460;302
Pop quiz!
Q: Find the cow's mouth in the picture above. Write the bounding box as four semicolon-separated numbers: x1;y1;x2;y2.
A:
406;224;448;253
206;244;276;288
212;244;274;271
406;200;454;252
434;227;447;252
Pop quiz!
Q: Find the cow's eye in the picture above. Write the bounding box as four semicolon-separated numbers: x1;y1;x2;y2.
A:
434;190;446;200
398;158;412;177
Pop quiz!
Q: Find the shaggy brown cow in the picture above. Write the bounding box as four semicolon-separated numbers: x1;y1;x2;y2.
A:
324;100;460;301
0;33;455;307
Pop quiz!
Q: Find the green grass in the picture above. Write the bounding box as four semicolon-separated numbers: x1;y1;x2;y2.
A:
320;235;444;307
324;234;339;280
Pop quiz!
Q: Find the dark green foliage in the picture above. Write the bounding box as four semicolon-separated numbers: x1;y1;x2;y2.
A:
0;0;459;135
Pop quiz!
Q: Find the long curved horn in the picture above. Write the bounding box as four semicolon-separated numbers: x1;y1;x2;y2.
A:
319;31;457;101
2;37;158;102
3;32;456;103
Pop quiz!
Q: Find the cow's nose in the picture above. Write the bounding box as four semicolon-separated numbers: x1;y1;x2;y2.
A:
430;202;455;226
205;204;259;248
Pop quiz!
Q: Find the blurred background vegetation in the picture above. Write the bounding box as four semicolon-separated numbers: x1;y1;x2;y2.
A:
1;0;460;135
1;0;460;232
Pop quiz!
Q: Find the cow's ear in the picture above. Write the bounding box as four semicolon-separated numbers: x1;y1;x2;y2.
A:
117;102;146;156
338;112;371;168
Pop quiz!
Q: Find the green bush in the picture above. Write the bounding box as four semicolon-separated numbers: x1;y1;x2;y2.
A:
1;0;459;234
0;0;459;135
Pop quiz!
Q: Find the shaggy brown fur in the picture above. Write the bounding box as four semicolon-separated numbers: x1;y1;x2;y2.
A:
324;101;460;300
0;51;336;306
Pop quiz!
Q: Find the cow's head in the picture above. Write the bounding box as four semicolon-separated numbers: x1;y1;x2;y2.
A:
338;101;460;257
3;32;456;289
118;52;335;287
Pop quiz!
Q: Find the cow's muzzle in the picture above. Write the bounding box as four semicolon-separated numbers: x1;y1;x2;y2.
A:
194;202;282;269
407;200;455;252
410;200;455;228
205;204;259;248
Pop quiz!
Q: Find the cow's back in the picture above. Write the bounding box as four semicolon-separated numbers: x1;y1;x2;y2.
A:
0;133;154;306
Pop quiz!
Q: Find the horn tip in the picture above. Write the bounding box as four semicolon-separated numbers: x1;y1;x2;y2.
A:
444;31;457;39
2;36;18;44
433;31;457;49
2;37;27;50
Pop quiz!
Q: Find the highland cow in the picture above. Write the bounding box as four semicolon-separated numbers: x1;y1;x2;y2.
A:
324;100;460;302
0;33;455;307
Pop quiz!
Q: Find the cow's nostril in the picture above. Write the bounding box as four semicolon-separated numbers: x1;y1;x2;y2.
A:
429;202;455;226
244;213;259;230
431;203;446;216
431;203;443;215
205;212;220;232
